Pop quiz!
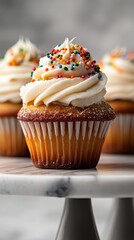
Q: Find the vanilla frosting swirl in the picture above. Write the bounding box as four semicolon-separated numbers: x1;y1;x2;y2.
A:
100;48;134;101
0;38;40;103
20;38;107;107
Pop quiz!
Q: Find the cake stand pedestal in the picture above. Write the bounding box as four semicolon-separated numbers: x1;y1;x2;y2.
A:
56;199;100;240
0;154;134;240
103;198;134;240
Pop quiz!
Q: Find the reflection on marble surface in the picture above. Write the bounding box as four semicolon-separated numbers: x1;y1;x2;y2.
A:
0;155;133;239
0;155;134;198
0;196;113;240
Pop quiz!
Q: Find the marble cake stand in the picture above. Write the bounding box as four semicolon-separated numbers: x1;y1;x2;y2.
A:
0;154;134;240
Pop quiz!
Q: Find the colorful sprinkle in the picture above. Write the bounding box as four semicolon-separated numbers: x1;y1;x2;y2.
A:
81;74;85;78
70;46;75;50
71;75;74;78
40;40;101;81
66;60;70;64
60;60;66;64
19;48;24;52
98;73;102;79
58;74;62;78
58;64;62;68
70;66;74;70
85;54;90;59
74;50;79;54
95;65;100;72
30;72;33;77
64;66;68;71
108;62;113;66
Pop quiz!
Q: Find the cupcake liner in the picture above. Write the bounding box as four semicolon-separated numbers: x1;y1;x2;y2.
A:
20;120;110;169
0;117;28;157
102;114;134;154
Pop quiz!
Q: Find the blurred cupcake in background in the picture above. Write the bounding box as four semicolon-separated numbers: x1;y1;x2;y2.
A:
0;38;40;156
100;48;134;154
18;38;115;169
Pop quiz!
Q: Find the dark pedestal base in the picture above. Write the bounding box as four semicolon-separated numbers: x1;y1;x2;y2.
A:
56;198;100;240
104;198;134;240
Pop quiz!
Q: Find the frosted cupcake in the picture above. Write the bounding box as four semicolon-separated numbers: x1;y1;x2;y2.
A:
18;38;115;169
0;38;40;156
100;48;134;154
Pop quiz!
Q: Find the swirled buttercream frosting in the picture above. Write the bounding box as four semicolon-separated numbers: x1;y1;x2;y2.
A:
20;38;107;107
100;48;134;101
0;38;40;103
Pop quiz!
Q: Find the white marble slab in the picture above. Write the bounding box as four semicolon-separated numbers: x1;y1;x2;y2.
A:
0;154;134;198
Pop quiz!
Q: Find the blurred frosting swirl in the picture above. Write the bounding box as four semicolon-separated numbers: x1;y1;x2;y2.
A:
100;48;134;101
0;38;40;103
20;38;107;107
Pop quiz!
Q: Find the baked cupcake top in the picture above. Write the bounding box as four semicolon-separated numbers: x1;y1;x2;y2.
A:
20;38;107;108
100;48;134;101
0;38;40;103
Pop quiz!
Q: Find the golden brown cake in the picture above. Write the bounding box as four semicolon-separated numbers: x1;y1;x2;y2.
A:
0;38;40;156
100;49;134;154
18;38;115;168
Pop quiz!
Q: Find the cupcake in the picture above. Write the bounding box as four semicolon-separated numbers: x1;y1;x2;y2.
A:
100;48;134;154
18;38;115;169
0;38;40;156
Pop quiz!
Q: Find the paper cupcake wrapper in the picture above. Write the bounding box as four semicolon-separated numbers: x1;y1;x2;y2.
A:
20;120;110;169
102;114;134;154
0;117;28;157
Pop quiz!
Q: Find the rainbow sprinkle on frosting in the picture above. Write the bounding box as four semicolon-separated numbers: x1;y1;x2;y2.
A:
31;39;101;81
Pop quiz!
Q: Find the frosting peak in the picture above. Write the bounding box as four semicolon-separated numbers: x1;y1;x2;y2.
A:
32;38;100;80
0;38;40;103
2;38;40;67
20;38;107;108
100;48;134;101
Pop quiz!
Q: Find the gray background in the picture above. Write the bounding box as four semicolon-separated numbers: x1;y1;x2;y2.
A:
0;0;133;239
0;0;133;60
